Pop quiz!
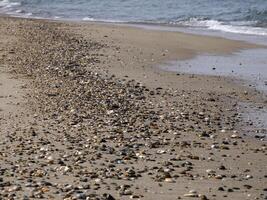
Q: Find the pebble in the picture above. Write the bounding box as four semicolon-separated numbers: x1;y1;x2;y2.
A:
183;193;198;197
164;178;175;183
103;194;116;200
7;185;21;192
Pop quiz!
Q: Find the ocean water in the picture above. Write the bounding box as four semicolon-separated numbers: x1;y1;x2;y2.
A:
1;0;267;36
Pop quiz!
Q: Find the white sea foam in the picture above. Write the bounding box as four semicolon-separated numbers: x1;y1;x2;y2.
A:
0;0;20;8
15;9;23;13
174;18;267;36
82;17;95;21
82;17;125;23
0;0;34;18
208;23;267;36
0;0;21;15
204;20;267;36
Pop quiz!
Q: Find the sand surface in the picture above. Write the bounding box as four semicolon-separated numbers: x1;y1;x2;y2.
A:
0;16;266;200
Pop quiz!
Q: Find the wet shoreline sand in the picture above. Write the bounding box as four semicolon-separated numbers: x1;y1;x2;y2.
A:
0;16;266;200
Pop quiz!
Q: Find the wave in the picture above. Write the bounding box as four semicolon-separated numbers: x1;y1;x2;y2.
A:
82;16;267;36
0;0;33;18
0;0;20;9
82;17;125;23
171;18;267;36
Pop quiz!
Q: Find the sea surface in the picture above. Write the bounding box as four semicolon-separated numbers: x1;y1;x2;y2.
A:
1;0;267;36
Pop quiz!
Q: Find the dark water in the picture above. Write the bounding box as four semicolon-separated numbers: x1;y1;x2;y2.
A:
1;0;267;35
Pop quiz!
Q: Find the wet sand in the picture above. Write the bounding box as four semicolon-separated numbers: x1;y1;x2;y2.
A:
0;16;266;200
162;49;267;93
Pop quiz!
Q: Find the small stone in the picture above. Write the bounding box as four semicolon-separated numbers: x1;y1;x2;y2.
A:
107;110;114;115
184;190;198;197
130;195;140;199
243;185;252;189
46;156;54;164
8;185;21;192
123;189;133;195
231;134;238;138
157;149;166;154
63;166;71;173
189;190;197;194
103;194;116;200
62;184;73;192
75;193;86;199
95;178;102;183
227;188;234;192
183;193;198;197
164;178;175;183
40;187;50;192
211;145;218;149
163;172;172;179
206;169;216;174
80;177;88;182
245;175;253;179
219;165;226;170
199;194;209;200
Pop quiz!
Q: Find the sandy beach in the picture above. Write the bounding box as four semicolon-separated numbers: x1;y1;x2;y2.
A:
0;16;266;200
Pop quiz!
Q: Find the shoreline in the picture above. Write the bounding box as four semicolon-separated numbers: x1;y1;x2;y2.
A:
2;9;267;39
3;12;267;45
0;16;266;199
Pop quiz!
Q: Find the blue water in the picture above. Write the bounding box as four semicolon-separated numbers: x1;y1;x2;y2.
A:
1;0;267;36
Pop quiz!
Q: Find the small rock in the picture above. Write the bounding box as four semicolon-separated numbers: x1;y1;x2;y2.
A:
184;190;198;197
103;194;116;200
75;193;87;199
8;185;21;192
183;193;198;197
199;194;209;200
164;178;175;183
130;195;140;199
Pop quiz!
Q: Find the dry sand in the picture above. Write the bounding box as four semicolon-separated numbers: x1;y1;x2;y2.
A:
0;16;266;200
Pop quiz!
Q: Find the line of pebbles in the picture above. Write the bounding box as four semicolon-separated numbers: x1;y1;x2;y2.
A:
0;17;266;200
